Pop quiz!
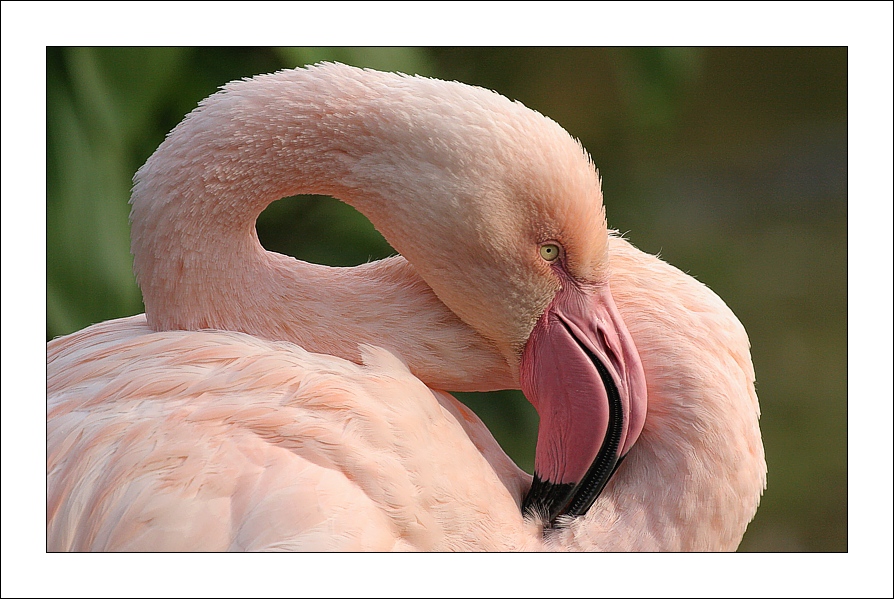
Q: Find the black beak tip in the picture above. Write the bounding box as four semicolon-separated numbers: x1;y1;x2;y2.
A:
523;455;627;528
522;474;575;527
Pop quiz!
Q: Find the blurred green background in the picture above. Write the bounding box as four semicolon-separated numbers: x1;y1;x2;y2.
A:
46;47;847;552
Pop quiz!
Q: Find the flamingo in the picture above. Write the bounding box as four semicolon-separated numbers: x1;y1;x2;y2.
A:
46;63;766;551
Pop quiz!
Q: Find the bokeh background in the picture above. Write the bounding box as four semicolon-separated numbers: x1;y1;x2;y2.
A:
46;47;847;551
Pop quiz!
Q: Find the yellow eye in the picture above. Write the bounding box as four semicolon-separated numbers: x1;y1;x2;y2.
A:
539;243;560;262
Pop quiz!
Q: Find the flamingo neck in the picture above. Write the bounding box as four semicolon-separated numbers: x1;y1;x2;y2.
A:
129;69;515;391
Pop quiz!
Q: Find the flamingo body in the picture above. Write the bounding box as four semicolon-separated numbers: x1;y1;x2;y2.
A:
48;316;536;551
47;64;765;551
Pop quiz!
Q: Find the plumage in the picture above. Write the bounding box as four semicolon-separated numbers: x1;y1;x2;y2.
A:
47;63;765;551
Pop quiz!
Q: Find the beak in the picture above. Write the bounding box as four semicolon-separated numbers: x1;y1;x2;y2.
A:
519;281;647;526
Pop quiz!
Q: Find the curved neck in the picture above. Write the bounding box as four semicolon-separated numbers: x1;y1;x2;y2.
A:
129;68;515;391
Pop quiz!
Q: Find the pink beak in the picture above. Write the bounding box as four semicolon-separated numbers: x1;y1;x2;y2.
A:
520;280;647;525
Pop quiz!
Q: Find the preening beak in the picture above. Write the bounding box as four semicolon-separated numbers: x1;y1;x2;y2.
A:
520;281;647;526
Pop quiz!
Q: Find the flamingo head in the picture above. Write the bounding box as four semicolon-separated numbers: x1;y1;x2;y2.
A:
323;67;650;527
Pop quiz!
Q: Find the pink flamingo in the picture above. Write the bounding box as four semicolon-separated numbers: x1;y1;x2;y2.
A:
46;63;766;551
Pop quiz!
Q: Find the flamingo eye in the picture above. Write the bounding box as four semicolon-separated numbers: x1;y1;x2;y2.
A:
539;243;561;262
